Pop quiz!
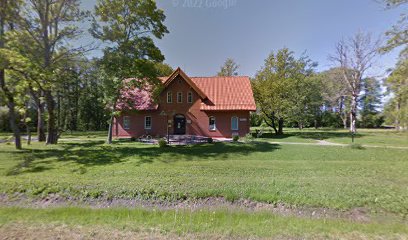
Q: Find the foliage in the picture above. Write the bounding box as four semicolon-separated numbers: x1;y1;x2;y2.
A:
155;62;174;76
158;139;167;148
207;137;213;143
116;79;157;111
232;135;239;142
91;0;169;144
360;78;384;128
253;48;317;134
330;31;380;133
380;0;408;57
250;112;262;127
10;0;91;144
318;68;351;128
243;133;254;143
384;58;408;130
217;58;239;76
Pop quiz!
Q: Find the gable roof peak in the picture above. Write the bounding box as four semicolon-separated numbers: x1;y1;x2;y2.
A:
163;67;207;99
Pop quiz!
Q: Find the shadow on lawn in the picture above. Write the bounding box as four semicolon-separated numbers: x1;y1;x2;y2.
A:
253;129;362;141
6;141;279;175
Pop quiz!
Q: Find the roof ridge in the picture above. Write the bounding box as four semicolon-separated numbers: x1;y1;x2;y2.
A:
190;76;250;78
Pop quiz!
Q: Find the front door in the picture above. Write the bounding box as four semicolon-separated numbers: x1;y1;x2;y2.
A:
174;114;186;135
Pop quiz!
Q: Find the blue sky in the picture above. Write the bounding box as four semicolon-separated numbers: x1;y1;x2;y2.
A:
82;0;406;77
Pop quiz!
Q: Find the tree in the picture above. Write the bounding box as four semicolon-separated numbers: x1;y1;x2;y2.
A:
380;0;408;56
360;77;383;128
0;0;24;149
155;62;174;76
253;48;316;135
330;32;380;134
16;0;89;144
384;58;408;130
217;58;239;76
91;0;169;144
319;68;353;128
287;74;323;129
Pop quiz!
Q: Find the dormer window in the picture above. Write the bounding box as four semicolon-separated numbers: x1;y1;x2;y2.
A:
177;92;183;103
167;92;172;103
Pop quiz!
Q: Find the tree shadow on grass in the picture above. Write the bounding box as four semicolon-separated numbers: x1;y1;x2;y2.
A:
5;141;280;175
254;130;363;141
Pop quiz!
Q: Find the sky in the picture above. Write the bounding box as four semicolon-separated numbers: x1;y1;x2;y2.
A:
81;0;406;78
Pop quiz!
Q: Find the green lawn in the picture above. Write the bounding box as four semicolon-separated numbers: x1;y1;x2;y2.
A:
0;129;407;238
251;127;408;146
1;207;407;239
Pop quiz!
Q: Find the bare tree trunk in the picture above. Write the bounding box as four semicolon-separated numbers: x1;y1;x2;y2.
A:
395;98;401;131
342;118;348;129
262;110;278;135
278;118;284;135
107;114;114;144
45;91;58;144
350;94;357;133
37;101;46;141
7;99;22;149
25;114;31;145
0;2;21;149
107;98;119;144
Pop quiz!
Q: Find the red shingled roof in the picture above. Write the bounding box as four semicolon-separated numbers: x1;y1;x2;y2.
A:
191;76;256;111
158;67;256;111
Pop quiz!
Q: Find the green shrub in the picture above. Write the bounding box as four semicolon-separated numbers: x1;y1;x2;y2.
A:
158;139;167;148
207;137;213;143
243;133;254;143
233;135;239;142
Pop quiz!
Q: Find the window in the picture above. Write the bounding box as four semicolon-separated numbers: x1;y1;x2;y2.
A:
231;116;239;130
145;116;152;129
209;116;216;131
177;92;183;103
167;92;172;103
187;92;193;103
123;116;130;130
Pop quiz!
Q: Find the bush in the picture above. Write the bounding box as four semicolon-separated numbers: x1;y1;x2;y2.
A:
207;137;213;143
232;135;239;142
250;112;262;127
158;139;167;148
243;133;254;143
130;137;137;142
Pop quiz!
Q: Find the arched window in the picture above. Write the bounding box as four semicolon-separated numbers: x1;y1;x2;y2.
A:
231;116;239;130
209;116;216;131
167;92;172;103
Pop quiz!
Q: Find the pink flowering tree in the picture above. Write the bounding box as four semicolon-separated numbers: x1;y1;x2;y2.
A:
115;79;157;111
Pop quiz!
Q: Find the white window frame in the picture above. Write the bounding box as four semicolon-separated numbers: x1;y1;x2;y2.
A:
231;116;239;131
209;116;216;131
144;116;152;129
187;91;193;103
167;92;172;103
123;116;130;130
177;92;183;103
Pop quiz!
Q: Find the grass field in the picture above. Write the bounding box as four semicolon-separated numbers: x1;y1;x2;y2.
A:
252;127;408;147
0;129;407;239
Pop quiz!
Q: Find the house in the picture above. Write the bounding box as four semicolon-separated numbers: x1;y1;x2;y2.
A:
113;67;256;138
